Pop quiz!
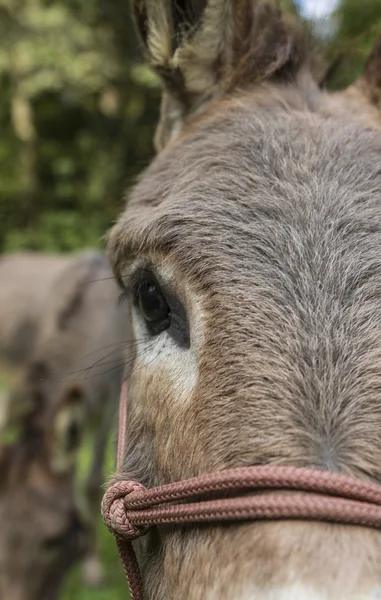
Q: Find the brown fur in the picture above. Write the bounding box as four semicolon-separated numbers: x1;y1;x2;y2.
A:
107;1;381;598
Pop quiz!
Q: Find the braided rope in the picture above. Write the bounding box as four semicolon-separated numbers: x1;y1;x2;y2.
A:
105;381;381;599
101;465;381;600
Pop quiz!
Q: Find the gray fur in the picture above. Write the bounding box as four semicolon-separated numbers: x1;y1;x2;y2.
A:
107;1;381;596
0;253;73;364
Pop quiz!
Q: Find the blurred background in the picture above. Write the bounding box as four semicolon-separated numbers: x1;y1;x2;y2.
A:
0;0;380;599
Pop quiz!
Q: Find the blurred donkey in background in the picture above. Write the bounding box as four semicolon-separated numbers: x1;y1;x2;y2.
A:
0;251;130;600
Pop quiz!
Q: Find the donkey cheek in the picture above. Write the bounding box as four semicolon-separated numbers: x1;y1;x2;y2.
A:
133;336;198;408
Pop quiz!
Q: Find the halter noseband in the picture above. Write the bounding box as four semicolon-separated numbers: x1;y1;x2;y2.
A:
102;381;381;600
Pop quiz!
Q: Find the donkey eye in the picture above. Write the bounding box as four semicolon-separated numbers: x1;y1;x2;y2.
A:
137;279;171;335
127;269;190;348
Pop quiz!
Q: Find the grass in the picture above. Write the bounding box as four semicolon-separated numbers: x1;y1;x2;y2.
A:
0;368;130;600
60;520;129;600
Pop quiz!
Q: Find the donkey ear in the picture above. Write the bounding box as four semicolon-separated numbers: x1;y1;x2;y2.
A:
132;0;306;149
132;0;230;148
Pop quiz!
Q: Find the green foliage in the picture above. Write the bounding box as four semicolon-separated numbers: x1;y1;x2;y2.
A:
324;0;381;89
0;0;160;252
1;0;381;252
61;521;130;600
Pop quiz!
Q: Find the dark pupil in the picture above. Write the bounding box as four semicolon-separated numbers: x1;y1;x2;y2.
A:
138;282;170;323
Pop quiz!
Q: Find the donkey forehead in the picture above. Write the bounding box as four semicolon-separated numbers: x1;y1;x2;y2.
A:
111;101;381;288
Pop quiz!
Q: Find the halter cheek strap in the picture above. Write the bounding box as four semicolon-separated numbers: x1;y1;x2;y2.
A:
116;380;128;470
102;381;381;600
106;379;145;598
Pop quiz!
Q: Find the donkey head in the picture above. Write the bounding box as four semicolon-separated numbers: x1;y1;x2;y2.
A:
0;361;88;600
109;1;381;598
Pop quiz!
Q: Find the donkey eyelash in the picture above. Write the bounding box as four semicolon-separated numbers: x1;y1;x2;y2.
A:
118;282;139;306
118;268;158;306
118;286;133;306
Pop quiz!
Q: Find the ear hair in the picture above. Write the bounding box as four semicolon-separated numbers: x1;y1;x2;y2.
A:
133;0;209;56
132;0;311;149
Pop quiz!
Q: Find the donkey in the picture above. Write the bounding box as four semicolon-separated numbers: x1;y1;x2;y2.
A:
0;253;73;366
0;252;130;598
0;379;89;600
105;1;381;598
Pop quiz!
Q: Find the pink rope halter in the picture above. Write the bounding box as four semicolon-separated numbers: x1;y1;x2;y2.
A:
102;381;381;600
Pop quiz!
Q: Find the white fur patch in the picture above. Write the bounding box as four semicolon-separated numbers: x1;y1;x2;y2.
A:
228;584;381;600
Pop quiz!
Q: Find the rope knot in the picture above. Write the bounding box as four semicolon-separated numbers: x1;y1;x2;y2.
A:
102;480;147;540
